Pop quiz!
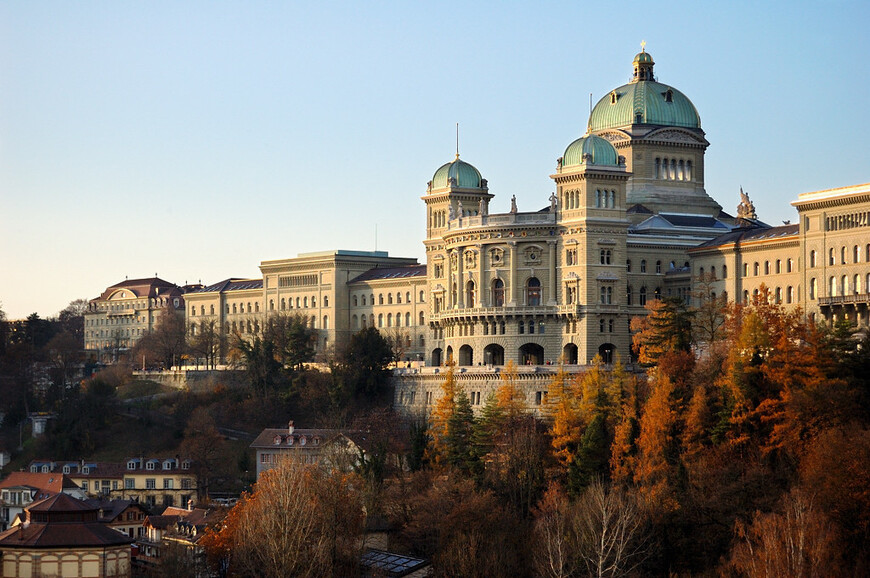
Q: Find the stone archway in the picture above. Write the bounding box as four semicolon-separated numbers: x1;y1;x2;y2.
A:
483;343;505;366
446;346;454;364
562;343;578;365
598;343;615;364
431;348;443;367
519;342;544;365
458;344;474;366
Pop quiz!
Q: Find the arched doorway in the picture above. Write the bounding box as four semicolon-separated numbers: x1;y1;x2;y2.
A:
483;343;504;366
562;343;578;365
598;343;615;364
519;343;544;365
446;346;454;364
431;348;442;366
458;344;474;366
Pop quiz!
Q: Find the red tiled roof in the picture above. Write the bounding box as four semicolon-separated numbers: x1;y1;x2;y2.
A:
0;472;76;495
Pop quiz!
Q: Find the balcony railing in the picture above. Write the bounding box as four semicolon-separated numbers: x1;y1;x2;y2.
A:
818;293;870;306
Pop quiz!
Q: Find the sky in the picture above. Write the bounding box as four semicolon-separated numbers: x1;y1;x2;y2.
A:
1;1;868;320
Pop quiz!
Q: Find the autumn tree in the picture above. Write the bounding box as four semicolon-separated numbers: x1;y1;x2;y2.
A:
189;316;222;369
547;365;582;469
262;312;315;371
233;335;281;397
134;305;187;368
428;362;457;465
201;456;364;578
631;296;694;366
691;272;728;346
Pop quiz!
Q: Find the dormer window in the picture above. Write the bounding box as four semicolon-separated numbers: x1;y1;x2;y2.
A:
300;436;307;446
182;460;191;470
146;462;155;471
30;465;38;473
127;461;137;470
62;466;70;474
163;460;174;470
610;91;618;105
41;465;49;473
273;435;282;445
663;89;673;103
313;437;320;446
82;467;90;474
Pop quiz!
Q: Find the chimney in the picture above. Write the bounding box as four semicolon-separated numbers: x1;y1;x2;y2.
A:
288;421;294;435
187;498;193;511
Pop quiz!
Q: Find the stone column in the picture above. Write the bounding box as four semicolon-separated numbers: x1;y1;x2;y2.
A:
476;244;484;308
456;247;464;308
509;241;518;306
548;240;557;305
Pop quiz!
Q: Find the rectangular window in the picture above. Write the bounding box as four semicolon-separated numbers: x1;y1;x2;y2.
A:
125;478;135;490
146;479;156;490
163;479;174;489
182;478;193;490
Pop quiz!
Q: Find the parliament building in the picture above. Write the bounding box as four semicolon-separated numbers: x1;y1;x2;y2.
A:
85;49;870;406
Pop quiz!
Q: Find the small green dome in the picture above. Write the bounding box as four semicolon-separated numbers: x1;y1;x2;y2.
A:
431;156;485;190
588;50;700;131
633;51;654;65
561;134;619;169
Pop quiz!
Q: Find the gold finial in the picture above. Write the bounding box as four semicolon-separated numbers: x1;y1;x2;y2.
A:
640;40;646;52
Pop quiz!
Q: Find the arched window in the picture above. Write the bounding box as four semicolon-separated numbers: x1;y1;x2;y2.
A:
419;290;425;302
387;313;393;327
491;278;505;307
378;314;384;328
810;250;816;268
775;260;781;274
600;286;613;304
786;259;793;273
304;297;308;307
841;246;847;264
311;297;316;307
406;292;411;303
419;311;425;326
353;296;358;307
711;266;716;278
829;248;835;266
640;260;647;273
810;278;817;300
764;261;770;275
842;275;849;295
627;286;633;306
361;295;366;306
388;293;393;304
775;287;782;303
379;294;384;305
396;293;401;304
352;315;359;329
406;312;411;326
854;245;860;263
830;276;837;296
786;286;794;304
754;262;760;276
722;265;727;278
854;274;861;294
600;249;612;265
396;313;402;327
255;302;260;312
639;287;647;306
626;259;632;272
743;263;749;277
656;260;662;274
466;280;476;308
361;316;367;329
527;277;541;306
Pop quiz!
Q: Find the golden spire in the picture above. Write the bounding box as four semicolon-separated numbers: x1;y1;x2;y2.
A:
640;40;646;52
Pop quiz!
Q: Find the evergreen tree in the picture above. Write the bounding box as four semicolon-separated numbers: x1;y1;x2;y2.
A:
446;390;476;473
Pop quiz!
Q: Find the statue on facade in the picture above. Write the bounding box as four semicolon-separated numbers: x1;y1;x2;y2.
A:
737;186;757;220
479;197;487;216
448;203;456;220
549;192;558;211
510;195;518;214
457;201;464;217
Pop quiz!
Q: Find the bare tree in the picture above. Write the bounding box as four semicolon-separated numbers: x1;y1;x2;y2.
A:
573;480;651;578
533;484;573;578
207;456;364;578
189;316;221;369
692;272;728;348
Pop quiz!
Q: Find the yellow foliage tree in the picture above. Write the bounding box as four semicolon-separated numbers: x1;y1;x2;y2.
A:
495;360;525;420
428;361;457;465
547;365;583;468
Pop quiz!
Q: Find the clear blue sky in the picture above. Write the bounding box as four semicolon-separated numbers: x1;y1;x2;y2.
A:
2;1;868;320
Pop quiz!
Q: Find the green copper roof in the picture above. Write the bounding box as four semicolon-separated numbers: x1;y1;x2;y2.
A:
562;134;619;168
588;51;700;131
431;156;484;190
588;80;700;131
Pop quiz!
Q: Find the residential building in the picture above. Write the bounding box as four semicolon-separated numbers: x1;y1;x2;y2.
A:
84;497;149;540
250;421;365;478
0;472;86;531
117;457;197;510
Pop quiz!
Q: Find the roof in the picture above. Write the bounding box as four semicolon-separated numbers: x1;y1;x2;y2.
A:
250;428;345;450
190;278;263;294
561;134;619;169
95;277;181;301
161;506;210;526
0;472;77;495
589;52;700;131
360;549;430;577
29;460;126;479
348;265;427;284
632;213;731;232
0;494;133;549
430;156;485;190
145;515;180;530
83;498;142;522
691;224;799;250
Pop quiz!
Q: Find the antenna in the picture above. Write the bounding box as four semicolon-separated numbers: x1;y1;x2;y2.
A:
375;224;378;252
454;122;463;160
589;93;593;115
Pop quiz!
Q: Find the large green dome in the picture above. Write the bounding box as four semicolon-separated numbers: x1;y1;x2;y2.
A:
588;50;701;131
561;134;619;169
431;156;485;190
